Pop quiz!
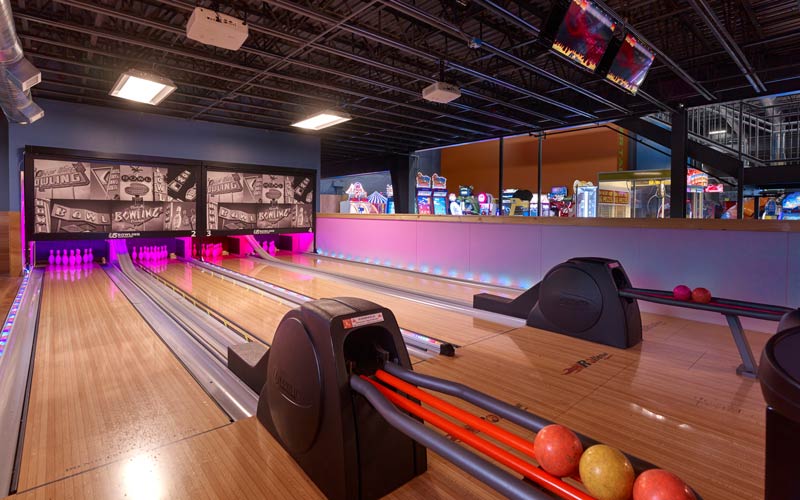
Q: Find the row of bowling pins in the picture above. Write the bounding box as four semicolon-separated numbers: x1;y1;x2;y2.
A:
196;243;223;258
132;246;169;262
262;241;277;256
48;248;94;266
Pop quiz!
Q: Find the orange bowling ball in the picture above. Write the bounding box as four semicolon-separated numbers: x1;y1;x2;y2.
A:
633;469;696;500
579;444;635;500
691;287;712;304
533;424;583;477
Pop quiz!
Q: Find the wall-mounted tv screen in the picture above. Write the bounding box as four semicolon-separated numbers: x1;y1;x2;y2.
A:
205;166;315;236
552;0;617;72
606;34;655;94
26;148;199;240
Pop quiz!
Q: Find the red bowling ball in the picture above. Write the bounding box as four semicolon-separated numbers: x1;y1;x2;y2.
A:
672;285;692;301
533;424;583;477
633;469;696;500
691;287;712;304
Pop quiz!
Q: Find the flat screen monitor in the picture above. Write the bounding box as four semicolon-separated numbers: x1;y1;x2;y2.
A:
552;0;617;72
205;164;315;236
606;34;655;94
26;147;199;240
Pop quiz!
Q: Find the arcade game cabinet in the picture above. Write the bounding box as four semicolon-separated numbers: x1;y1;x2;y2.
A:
502;189;533;216
386;184;396;214
431;174;448;215
415;172;433;215
779;192;800;220
477;192;496;216
457;185;478;215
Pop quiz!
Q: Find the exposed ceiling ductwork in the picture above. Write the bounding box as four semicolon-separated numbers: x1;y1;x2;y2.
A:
0;0;42;124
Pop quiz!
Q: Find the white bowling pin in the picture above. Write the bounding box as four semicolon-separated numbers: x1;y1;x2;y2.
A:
76;249;82;265
132;247;138;262
88;249;94;263
84;249;90;263
48;250;55;265
55;249;62;265
68;249;75;266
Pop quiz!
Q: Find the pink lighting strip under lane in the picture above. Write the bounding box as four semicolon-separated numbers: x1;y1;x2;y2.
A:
0;271;31;357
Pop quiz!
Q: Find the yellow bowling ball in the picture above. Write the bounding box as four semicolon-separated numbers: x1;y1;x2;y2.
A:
579;444;635;500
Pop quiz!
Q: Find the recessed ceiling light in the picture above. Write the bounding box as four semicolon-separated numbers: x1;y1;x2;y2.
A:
109;69;177;105
291;110;352;130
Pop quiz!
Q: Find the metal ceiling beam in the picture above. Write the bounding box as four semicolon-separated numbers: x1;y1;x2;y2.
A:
592;0;716;101
22;38;462;143
380;0;641;115
14;12;505;137
194;0;558;125
420;0;630;114
685;0;767;93
36;78;412;152
258;0;591;120
189;0;380;119
53;0;544;130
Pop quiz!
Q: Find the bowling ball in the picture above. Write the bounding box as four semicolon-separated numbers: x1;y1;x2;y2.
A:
633;469;696;500
672;285;691;301
533;424;583;477
691;287;712;304
579;444;635;500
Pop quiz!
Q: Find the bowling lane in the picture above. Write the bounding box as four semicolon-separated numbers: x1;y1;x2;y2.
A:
411;314;769;500
17;265;230;491
276;252;520;304
219;257;512;346
156;261;293;344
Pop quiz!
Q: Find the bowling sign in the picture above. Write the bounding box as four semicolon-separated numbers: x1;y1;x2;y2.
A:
206;167;315;235
28;155;198;238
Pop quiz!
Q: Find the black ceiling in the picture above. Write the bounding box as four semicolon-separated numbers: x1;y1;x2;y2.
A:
13;0;800;163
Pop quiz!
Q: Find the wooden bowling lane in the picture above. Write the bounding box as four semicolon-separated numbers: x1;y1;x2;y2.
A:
276;252;520;304
16;265;230;492
412;312;769;500
156;261;293;345
6;416;504;500
218;257;513;347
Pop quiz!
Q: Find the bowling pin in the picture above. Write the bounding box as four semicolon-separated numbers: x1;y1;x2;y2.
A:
85;249;90;263
132;247;138;262
67;249;74;267
76;249;82;265
88;249;94;263
48;250;55;265
55;249;62;265
268;241;276;256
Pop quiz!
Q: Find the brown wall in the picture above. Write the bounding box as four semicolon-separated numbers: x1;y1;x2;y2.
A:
441;127;628;196
0;212;22;276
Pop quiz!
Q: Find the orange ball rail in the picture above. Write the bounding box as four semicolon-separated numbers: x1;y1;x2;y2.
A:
375;369;537;459
362;375;595;500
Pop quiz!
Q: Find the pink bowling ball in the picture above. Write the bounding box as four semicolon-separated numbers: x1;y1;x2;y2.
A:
673;285;692;301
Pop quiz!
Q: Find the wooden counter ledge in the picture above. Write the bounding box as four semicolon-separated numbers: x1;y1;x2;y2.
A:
317;213;800;232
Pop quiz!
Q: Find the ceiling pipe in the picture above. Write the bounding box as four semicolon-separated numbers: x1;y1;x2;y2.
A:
591;0;716;101
258;0;589;120
26;37;469;143
15;12;504;137
378;0;628;117
0;0;43;123
684;0;767;93
46;0;540;132
470;0;660;113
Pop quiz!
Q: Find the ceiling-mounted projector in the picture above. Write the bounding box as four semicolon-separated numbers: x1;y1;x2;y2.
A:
422;81;461;103
186;7;248;51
